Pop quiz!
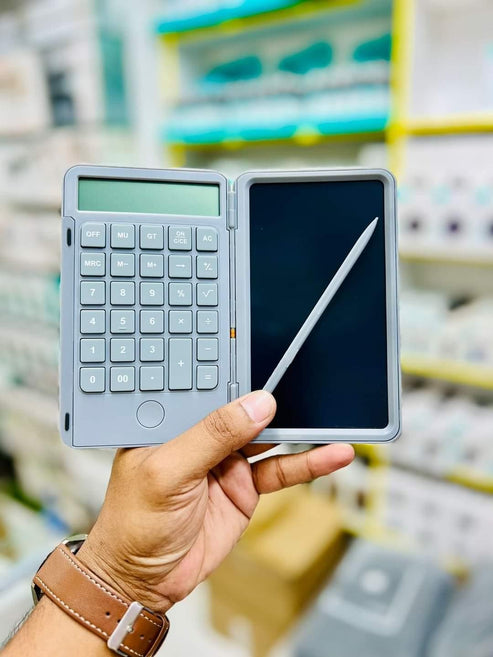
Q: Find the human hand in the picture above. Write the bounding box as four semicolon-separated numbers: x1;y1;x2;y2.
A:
78;391;354;613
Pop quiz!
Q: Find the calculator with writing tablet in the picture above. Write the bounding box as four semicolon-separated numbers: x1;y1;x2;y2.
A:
60;165;400;448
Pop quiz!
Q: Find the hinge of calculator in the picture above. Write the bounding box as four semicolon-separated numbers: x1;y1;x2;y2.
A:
227;183;239;400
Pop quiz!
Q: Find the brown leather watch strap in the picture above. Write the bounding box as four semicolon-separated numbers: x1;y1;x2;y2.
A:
33;544;169;657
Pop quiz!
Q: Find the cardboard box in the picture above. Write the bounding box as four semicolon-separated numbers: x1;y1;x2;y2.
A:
208;486;346;657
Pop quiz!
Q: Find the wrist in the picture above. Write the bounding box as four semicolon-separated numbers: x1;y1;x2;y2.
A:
78;534;174;615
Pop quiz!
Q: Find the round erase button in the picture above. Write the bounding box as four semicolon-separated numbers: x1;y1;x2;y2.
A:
137;401;165;429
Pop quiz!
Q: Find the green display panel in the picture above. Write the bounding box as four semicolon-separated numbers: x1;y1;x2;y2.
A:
78;178;220;216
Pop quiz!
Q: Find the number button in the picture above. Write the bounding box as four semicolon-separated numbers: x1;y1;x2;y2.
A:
196;283;218;306
140;225;164;250
197;366;218;390
110;282;135;306
169;310;192;334
80;252;105;276
140;310;164;334
80;281;105;305
140;282;164;306
169;226;191;251
80;339;105;363
111;224;135;248
80;368;105;392
81;223;105;248
196;227;217;252
110;339;135;362
169;255;192;278
197;338;218;361
197;255;217;279
140;254;164;278
140;338;164;362
110;310;135;334
110;253;135;277
197;311;218;334
81;310;105;334
140;366;164;391
169;283;192;306
110;367;135;392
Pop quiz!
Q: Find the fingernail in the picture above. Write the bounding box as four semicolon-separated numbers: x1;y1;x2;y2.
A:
240;390;275;423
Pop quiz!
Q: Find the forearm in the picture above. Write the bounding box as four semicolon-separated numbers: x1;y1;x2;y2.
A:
3;597;111;657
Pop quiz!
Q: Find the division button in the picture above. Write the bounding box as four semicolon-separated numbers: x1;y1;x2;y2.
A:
137;401;165;429
81;223;105;248
197;310;218;334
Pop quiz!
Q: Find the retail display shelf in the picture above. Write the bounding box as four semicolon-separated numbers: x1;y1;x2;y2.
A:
400;247;493;267
401;355;493;390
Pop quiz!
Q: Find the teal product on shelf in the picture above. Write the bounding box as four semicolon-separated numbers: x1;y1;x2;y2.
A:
203;56;263;84
353;32;392;62
156;0;303;34
278;41;334;75
430;567;493;657
293;540;454;657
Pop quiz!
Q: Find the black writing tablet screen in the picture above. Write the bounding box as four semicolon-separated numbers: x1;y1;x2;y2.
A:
249;180;389;429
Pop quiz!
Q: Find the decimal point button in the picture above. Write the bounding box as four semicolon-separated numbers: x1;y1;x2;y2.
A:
137;401;165;428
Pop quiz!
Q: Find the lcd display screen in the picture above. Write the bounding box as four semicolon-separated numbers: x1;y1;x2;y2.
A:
78;178;220;217
249;180;389;429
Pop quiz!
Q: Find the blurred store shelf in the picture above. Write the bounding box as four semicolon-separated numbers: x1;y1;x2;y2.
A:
401;355;493;390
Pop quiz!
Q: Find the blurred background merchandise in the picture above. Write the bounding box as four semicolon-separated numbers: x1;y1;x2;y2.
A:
1;0;493;655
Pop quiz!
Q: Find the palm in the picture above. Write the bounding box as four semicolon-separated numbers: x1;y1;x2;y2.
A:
153;451;259;603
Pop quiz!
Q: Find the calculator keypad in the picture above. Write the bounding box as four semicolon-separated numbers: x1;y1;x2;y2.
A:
79;222;220;393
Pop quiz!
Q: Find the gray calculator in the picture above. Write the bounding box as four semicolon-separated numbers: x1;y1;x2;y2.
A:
61;165;400;448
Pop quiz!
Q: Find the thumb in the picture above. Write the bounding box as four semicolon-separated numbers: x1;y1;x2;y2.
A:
161;390;276;480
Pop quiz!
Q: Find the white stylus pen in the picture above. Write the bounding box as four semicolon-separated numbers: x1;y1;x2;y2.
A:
263;217;379;394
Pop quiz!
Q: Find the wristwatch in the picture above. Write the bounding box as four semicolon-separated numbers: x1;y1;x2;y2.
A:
32;535;170;656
